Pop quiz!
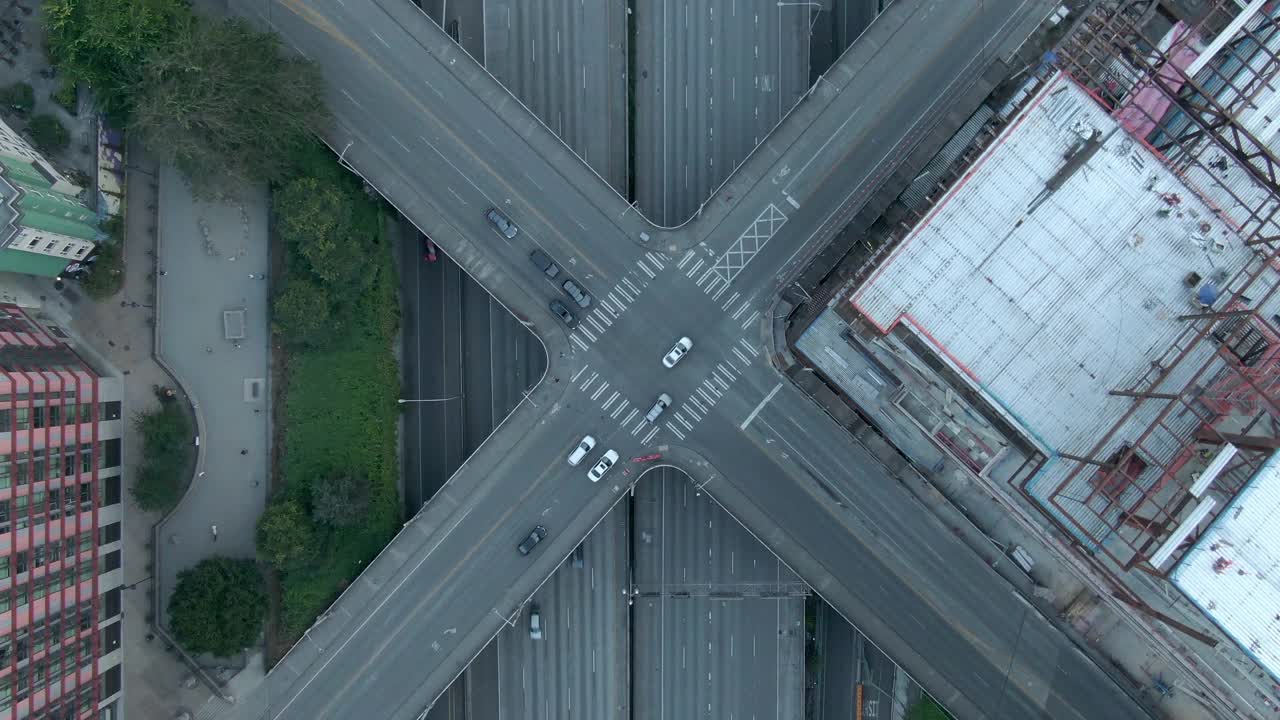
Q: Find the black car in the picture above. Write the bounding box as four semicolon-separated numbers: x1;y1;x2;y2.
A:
529;249;560;278
550;300;578;328
562;279;592;308
518;525;548;555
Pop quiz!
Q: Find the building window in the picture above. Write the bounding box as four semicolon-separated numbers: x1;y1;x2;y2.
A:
31;406;44;429
100;438;121;469
0;410;9;433
48;404;59;426
14;408;27;430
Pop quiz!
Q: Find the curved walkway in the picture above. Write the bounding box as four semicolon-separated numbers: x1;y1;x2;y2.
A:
152;170;272;629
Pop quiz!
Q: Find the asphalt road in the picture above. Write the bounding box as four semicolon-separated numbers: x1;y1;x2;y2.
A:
819;601;856;720
222;1;1152;719
634;0;812;225
631;467;805;720
485;0;629;194
496;503;629;720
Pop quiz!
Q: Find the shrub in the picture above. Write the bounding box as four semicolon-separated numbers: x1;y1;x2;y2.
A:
51;79;77;115
28;114;69;154
310;473;370;527
129;400;193;512
81;240;123;300
168;557;266;657
257;499;318;570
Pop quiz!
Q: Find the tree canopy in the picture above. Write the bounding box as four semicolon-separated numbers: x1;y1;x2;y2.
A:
130;17;329;192
168;557;265;657
275;175;368;288
42;0;192;121
257;499;318;571
311;473;370;527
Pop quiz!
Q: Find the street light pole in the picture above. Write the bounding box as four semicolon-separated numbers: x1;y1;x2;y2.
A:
398;396;462;404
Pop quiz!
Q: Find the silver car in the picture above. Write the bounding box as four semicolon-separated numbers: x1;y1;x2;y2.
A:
662;337;693;368
567;435;596;466
485;207;518;239
645;393;672;423
588;449;619;482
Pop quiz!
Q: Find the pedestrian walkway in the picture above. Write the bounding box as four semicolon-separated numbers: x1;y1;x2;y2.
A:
152;167;272;627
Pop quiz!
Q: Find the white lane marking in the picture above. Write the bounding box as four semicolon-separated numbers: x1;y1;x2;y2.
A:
623;277;642;295
580;372;599;391
740;339;760;357
631;420;647;436
615;285;634;303
579;325;597;342
642;426;661;444
698;387;717;406
602;392;620;411
571;335;591;351
721;291;741;311
686;258;705;278
371;30;391;48
732;301;751;320
593;309;612;327
684;404;701;421
599;299;618;319
677;250;697;269
713;373;730;391
697;267;717;287
607;292;625;310
611;400;630;419
591;382;610;402
637;259;656;278
717;363;736;380
267;505;474;718
732;348;751;366
587;315;606;334
667;424;687;440
676;413;694;430
620;408;639;427
689;395;708;414
740;383;783;430
646;252;666;269
571;364;590;382
391;134;410;152
712;283;729;301
741;310;760;329
703;380;722;398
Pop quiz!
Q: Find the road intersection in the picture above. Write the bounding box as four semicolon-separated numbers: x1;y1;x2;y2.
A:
222;1;1152;719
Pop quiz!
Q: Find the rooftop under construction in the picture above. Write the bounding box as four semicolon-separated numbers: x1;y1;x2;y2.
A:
794;0;1280;706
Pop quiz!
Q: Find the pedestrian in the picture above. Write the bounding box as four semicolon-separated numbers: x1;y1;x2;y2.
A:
210;525;218;541
240;449;248;456
158;270;167;276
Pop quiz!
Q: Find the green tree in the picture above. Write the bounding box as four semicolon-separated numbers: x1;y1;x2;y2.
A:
82;217;124;299
311;473;369;527
272;278;331;348
27;114;69;153
0;82;34;114
130;17;329;192
275;176;368;287
130;401;193;512
257;499;318;570
168;557;265;657
42;0;192;121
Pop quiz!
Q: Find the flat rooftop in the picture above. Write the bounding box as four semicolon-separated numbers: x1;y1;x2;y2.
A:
1173;452;1280;680
849;71;1261;545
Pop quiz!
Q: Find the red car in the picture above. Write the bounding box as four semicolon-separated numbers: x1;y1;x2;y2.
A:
422;235;438;262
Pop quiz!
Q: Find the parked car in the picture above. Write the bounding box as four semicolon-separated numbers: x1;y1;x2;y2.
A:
567;435;596;466
529;249;560;278
422;234;438;262
485;207;519;239
645;393;672;423
587;449;620;482
517;525;548;555
662;337;693;368
550;300;578;328
529;603;543;639
562;279;592;308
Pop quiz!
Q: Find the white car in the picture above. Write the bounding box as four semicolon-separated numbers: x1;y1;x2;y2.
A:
662;337;693;368
587;449;620;482
567;435;596;466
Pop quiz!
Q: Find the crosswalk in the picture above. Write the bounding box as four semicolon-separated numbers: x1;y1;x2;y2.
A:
664;338;761;441
567;252;670;352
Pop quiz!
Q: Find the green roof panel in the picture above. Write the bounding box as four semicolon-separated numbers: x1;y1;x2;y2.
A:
0;247;67;277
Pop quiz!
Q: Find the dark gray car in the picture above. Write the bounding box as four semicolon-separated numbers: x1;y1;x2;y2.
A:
518;525;548;555
550;300;578;328
529;249;560;278
562;279;592;308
